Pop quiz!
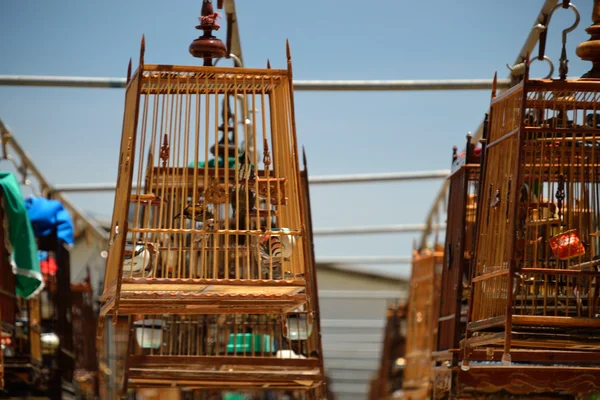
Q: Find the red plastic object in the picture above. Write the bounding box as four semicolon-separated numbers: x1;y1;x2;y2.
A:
548;229;586;260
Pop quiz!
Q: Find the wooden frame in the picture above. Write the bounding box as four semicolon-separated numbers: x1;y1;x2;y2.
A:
368;303;407;400
436;135;481;356
71;273;99;398
299;155;327;395
100;42;311;319
401;249;443;399
431;133;483;399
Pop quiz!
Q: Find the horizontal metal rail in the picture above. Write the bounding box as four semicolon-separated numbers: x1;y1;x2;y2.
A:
308;170;449;184
50;170;449;193
0;74;511;91
321;319;386;329
314;224;445;236
316;256;411;264
318;290;405;299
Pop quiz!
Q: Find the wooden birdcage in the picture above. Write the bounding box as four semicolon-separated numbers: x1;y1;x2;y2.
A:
466;78;600;348
368;303;407;400
100;36;311;319
121;311;322;391
430;133;482;399
401;248;443;400
458;9;600;395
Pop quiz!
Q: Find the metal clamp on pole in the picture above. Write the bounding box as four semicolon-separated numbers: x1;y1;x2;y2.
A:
507;55;555;79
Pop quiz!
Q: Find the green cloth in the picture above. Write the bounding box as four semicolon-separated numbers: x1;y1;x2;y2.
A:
188;157;255;170
189;157;237;169
0;172;43;299
223;393;246;400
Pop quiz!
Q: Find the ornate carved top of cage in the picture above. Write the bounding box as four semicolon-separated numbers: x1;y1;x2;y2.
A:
401;247;443;399
100;36;311;317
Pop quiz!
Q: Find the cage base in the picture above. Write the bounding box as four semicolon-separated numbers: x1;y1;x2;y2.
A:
449;365;600;397
100;279;308;315
465;315;600;351
125;355;323;390
400;384;430;400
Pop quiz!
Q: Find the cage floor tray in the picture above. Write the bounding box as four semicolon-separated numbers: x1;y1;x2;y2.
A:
101;278;308;315
126;355;322;389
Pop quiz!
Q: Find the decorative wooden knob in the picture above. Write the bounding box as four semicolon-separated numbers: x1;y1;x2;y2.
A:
576;0;600;79
189;0;227;66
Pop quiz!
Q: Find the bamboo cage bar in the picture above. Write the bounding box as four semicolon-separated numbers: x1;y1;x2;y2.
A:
100;40;311;318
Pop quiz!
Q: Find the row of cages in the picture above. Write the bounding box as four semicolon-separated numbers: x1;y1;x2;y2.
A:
397;74;600;399
0;255;98;397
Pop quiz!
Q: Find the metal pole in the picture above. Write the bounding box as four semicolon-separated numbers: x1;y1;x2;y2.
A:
314;224;445;236
318;290;406;299
51;170;449;193
316;256;411;264
294;79;510;91
0;75;127;88
308;170;449;184
0;75;512;91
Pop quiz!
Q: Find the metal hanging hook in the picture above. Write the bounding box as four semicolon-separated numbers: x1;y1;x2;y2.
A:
546;1;580;80
17;163;41;197
0;134;19;170
507;55;555;80
0;152;19;170
19;179;38;197
213;53;243;67
214;53;260;158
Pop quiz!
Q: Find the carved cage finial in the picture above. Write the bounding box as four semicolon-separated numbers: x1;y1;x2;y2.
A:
576;0;600;79
189;0;227;66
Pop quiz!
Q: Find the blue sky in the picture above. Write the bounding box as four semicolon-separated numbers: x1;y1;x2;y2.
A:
0;0;595;279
